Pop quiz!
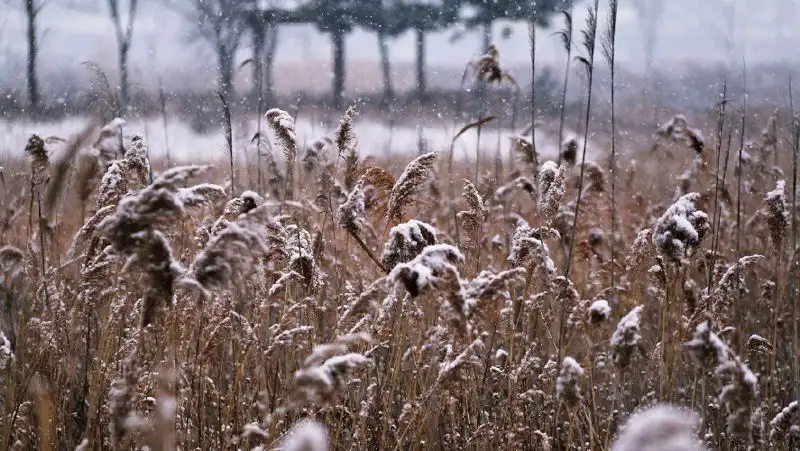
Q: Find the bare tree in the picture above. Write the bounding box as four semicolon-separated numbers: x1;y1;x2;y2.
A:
174;0;246;99
248;23;279;105
23;0;43;113
243;0;298;106
106;0;138;112
630;0;665;74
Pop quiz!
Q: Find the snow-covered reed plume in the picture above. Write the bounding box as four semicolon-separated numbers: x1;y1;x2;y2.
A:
97;165;209;254
190;205;277;292
278;419;329;451
456;179;487;248
507;219;558;282
654;114;704;154
611;404;704;451
626;228;654;272
684;321;759;441
611;305;643;368
265;108;297;198
537;161;566;225
265;108;297;172
0;245;24;289
292;335;373;406
336;106;361;191
338;182;365;234
0;330;14;371
380;219;438;270
390;244;463;297
94;135;150;210
387;152;438;223
302;136;334;173
97;165;211;324
556;356;584;407
25;134;50;187
510;136;538;174
763;180;788;249
472;44;507;84
108;351;139;447
769;401;798;445
195;190;263;248
652;193;709;262
588;299;611;324
706;255;762;323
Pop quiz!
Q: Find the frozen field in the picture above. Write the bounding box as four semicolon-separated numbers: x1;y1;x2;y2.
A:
0;115;598;164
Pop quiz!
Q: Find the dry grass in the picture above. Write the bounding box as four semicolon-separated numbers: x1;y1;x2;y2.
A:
0;97;798;451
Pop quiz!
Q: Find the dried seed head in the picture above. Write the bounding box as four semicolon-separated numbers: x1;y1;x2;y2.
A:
380;219;438;271
389;244;463;297
336;106;361;190
25;134;50;186
472;44;505;84
279;419;329;451
561;138;578;165
457;179;488;248
769;401;798;445
626;228;654;272
510;136;538;173
588;299;611;324
611;305;644;368
611;404;704;451
538;161;567;226
387;152;438;223
653;193;709;262
508;220;558;282
763;180;788;249
338;182;366;234
556;356;584;407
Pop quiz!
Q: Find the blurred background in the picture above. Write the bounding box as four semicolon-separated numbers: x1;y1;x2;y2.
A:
0;0;797;129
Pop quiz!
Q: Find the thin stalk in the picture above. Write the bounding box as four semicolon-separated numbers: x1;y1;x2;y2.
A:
735;59;747;353
217;90;234;198
602;0;619;304
555;4;574;165
707;78;729;290
559;0;599;371
36;190;49;309
158;76;171;167
563;0;599;280
256;52;264;194
790;73;799;398
528;18;537;168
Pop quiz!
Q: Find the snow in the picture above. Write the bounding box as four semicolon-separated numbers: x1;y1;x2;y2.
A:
611;404;703;451
589;299;611;322
0;116;597;163
279;418;329;451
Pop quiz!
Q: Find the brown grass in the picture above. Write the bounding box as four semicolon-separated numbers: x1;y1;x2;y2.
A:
0;100;798;451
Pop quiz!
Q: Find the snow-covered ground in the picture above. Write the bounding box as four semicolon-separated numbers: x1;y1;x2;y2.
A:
0;116;598;164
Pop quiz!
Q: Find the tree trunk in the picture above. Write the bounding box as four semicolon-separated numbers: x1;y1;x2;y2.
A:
482;22;493;52
264;26;279;106
118;40;130;114
331;29;345;109
377;29;393;105
251;24;265;103
415;27;426;99
25;0;40;114
217;47;234;100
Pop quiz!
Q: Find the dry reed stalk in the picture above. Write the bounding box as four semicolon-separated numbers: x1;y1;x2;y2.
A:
386;152;438;225
265;108;298;204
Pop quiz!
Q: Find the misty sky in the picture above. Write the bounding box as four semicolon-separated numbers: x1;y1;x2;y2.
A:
0;0;798;93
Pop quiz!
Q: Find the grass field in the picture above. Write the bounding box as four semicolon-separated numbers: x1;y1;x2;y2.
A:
1;47;800;451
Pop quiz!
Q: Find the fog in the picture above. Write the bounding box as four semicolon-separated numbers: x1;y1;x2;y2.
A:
1;0;798;97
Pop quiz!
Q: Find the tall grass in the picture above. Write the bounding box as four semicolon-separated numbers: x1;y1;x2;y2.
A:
2;29;800;451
